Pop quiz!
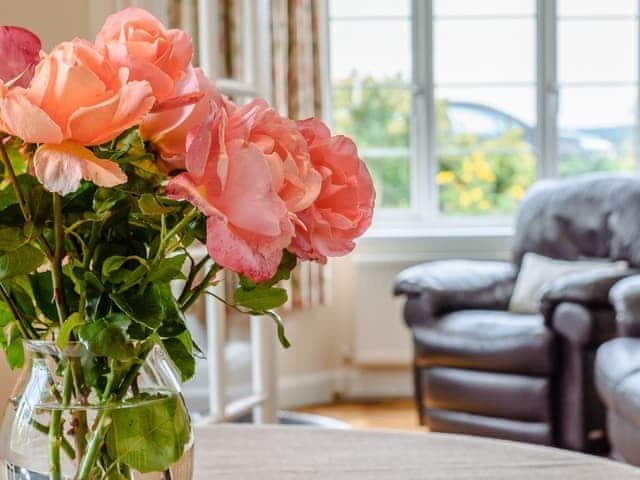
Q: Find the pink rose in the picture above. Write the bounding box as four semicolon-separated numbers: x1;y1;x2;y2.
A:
166;111;294;282
0;39;155;195
289;118;375;262
96;7;193;102
140;66;222;171
0;26;41;88
225;99;322;213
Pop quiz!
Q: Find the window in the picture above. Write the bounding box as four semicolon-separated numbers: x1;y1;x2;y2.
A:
327;0;640;227
329;0;412;209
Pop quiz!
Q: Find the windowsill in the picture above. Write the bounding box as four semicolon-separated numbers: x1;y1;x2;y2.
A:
362;223;514;241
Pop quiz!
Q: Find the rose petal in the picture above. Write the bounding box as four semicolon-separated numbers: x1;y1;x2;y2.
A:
206;215;292;283
0;89;63;143
34;141;127;195
0;26;41;87
68;80;154;145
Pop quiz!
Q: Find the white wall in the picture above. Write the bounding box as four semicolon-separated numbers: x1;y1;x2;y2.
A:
0;1;90;49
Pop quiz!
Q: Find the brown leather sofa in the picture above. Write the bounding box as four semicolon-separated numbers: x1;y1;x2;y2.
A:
596;276;640;465
394;173;640;452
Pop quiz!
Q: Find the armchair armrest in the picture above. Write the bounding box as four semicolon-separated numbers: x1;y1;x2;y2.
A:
609;275;640;337
393;260;516;322
540;268;637;318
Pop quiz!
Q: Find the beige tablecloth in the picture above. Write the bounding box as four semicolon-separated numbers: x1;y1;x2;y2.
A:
193;425;640;479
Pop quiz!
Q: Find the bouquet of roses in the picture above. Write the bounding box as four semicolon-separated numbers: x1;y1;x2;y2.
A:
0;7;374;480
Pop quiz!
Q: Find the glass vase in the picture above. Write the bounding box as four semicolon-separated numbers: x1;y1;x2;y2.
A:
0;341;193;480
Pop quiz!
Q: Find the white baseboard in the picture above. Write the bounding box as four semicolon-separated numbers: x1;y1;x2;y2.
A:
339;367;413;399
278;370;338;408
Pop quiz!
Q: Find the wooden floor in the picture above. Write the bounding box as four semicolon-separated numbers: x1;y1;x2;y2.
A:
296;398;427;432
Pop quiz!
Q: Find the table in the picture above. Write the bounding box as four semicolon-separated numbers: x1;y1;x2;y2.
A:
193;425;640;479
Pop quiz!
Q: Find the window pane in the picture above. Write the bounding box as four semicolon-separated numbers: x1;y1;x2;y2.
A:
330;0;409;18
559;0;637;17
435;0;535;17
330;20;411;82
435;19;535;84
330;3;412;211
436;88;537;215
332;86;411;149
558;20;637;83
558;87;637;176
362;156;411;208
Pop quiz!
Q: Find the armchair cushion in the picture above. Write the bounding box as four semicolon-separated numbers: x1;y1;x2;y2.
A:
609;275;640;337
540;267;636;316
393;260;516;322
509;253;628;314
413;310;554;376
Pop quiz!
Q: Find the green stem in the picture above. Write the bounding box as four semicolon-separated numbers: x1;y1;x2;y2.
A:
178;254;210;304
51;193;68;325
0;282;36;339
76;346;151;480
155;207;198;261
181;263;221;310
48;364;73;480
0;138;54;260
30;418;75;461
0;139;30;221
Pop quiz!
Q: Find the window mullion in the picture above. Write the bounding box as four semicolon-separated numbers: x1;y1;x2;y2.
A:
636;0;640;172
537;0;558;178
411;0;436;222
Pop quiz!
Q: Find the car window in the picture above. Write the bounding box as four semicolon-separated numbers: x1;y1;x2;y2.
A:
447;104;519;138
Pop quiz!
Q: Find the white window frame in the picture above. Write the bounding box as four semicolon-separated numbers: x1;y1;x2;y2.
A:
327;0;640;235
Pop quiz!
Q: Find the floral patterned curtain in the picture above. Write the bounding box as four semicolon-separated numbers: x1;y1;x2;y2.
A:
271;0;328;309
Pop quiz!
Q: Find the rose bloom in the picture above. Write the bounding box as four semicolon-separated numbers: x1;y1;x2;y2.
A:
0;39;154;195
289;119;375;263
225;99;321;213
140;66;222;172
96;7;192;102
167;111;294;283
0;26;41;87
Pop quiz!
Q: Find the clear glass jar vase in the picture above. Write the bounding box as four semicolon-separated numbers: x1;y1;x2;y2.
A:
0;341;193;480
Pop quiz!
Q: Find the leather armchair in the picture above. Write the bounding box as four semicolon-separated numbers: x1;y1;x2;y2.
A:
595;276;640;465
395;173;640;452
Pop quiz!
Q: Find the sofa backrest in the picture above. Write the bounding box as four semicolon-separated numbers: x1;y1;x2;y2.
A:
512;173;640;267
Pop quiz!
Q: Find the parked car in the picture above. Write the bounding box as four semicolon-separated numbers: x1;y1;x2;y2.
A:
444;101;619;158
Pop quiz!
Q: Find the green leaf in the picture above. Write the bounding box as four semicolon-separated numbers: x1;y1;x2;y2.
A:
112;286;162;330
0;244;46;280
101;256;129;279
233;286;288;311
93;188;126;215
114;265;148;293
156;284;187;338
78;314;134;361
0;227;25;251
83;272;105;321
0;301;12;327
138;194;175;216
162;334;195;382
147;254;186;283
106;393;190;473
6;328;24;369
0;175;37;213
57;313;84;350
28;272;57;321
